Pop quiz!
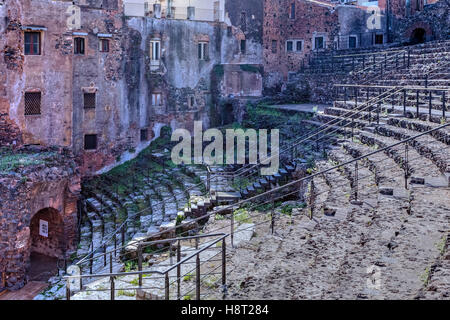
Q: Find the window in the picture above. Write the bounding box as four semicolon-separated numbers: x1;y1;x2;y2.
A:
198;42;209;60
314;36;324;50
84;93;96;109
84;134;97;150
286;40;302;52
271;40;277;53
24;32;41;55
99;39;109;52
74;37;85;55
152;93;162;106
227;26;232;37
140;129;148;142
349;36;357;49
240;40;246;54
375;34;384;45
24;92;41;115
188;96;195;107
290;3;296;19
150;40;160;61
286;41;293;52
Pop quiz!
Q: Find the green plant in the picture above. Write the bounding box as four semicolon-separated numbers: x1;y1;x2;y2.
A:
183;295;192;300
183;273;194;282
118;289;135;297
234;208;251;224
129;278;139;286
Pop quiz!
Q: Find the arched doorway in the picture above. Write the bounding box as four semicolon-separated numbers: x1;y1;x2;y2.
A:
410;28;426;44
28;208;64;282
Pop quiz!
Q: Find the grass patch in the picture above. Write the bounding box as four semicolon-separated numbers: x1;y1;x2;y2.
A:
233;208;251;224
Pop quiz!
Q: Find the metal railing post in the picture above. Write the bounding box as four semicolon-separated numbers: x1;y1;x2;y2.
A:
222;238;226;299
103;245;107;267
138;243;143;287
165;273;170;300
110;276;115;300
404;143;409;190
429;91;432;118
416;90;420;118
355;160;359;201
443;91;446;120
196;254;201;300
404;89;407;116
66;278;71;301
177;241;181;300
110;252;113;274
271;192;275;234
230;210;234;248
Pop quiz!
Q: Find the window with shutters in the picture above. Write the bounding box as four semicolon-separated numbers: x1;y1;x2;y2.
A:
198;42;209;60
99;39;109;52
24;92;41;115
84;93;96;109
84;134;97;150
74;37;85;55
24;32;41;55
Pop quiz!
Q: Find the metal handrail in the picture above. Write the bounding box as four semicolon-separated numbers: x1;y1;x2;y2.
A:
65;233;228;300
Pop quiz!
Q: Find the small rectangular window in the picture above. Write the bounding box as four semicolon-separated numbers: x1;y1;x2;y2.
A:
24;92;41;115
296;40;302;51
140;129;148;142
286;41;293;52
74;37;85;55
99;39;109;52
227;26;232;37
198;42;209;60
84;134;97;150
271;40;277;53
375;34;384;45
84;93;96;109
240;40;246;54
349;36;357;48
24;32;41;55
150;40;160;61
290;3;296;19
152;93;162;106
314;37;324;50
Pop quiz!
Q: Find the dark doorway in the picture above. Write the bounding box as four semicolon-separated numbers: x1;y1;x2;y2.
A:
222;103;235;125
28;208;64;282
411;28;426;44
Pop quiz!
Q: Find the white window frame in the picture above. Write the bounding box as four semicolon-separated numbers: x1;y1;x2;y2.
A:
286;39;303;53
152;93;162;106
313;35;326;50
150;39;161;61
198;42;209;60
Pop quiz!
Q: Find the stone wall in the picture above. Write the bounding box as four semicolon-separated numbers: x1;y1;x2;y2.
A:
263;0;339;89
0;147;80;290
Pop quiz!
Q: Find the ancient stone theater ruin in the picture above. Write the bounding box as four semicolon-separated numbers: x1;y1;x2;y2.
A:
0;0;449;300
